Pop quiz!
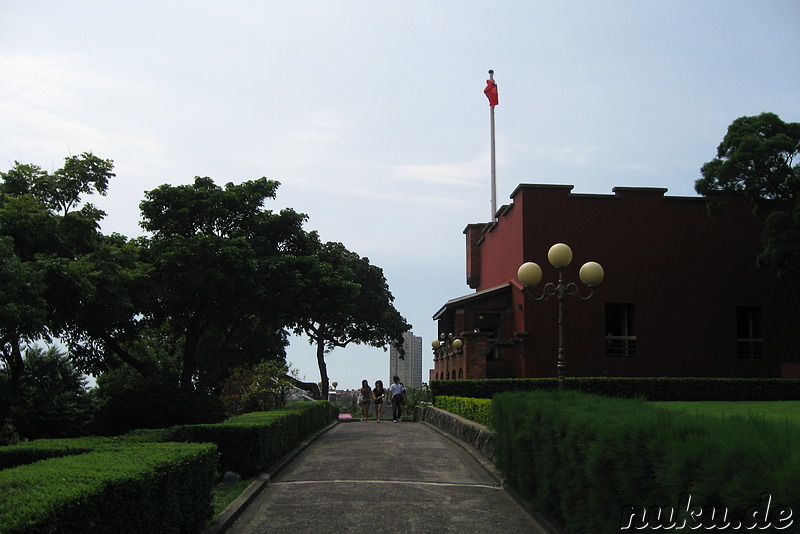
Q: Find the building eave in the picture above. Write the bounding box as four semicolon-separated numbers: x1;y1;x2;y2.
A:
432;283;511;321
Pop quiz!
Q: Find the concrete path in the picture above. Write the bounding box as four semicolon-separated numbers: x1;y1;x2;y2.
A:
220;420;550;534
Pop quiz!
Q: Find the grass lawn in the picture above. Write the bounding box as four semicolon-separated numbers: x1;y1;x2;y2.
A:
653;400;800;426
210;478;254;517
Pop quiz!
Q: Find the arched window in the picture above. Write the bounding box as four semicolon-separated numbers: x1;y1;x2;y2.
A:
458;368;464;379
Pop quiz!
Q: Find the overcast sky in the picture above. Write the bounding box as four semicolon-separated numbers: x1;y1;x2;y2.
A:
2;1;799;390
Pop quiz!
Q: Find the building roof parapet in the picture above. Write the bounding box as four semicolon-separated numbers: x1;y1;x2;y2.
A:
465;184;708;236
612;186;669;197
510;183;574;199
462;223;486;234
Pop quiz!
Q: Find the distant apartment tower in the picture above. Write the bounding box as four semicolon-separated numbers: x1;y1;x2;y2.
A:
389;331;423;388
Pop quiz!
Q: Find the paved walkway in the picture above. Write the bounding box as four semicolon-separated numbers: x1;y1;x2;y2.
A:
216;420;551;534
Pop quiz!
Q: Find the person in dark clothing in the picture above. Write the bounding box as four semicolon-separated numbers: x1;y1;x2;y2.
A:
358;379;372;421
373;380;386;422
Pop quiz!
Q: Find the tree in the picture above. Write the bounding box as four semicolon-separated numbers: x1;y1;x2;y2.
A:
92;363;224;435
0;237;47;393
291;241;411;397
138;176;314;390
219;360;297;415
0;154;114;392
62;233;155;379
695;112;800;279
2;153;113;216
8;346;97;440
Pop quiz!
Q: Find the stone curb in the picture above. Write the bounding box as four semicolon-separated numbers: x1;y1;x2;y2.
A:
413;405;496;460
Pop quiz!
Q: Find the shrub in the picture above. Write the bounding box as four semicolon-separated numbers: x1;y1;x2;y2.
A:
0;400;338;532
8;346;98;441
402;387;433;416
434;396;492;426
0;436;107;470
431;377;800;401
491;391;800;533
166;400;338;476
220;361;297;415
93;380;225;435
0;442;217;534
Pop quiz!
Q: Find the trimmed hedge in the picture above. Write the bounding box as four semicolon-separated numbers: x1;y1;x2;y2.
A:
491;391;800;533
433;396;492;426
0;400;339;533
0;442;217;534
165;400;338;477
431;377;800;401
0;437;108;470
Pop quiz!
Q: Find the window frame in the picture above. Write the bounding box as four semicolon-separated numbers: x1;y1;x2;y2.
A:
605;303;637;358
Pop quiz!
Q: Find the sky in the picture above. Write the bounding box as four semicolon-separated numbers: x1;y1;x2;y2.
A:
2;1;799;390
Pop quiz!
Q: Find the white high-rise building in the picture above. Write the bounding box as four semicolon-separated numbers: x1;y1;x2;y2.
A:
389;331;423;388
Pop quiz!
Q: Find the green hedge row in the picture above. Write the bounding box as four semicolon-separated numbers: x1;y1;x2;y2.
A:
491;391;800;533
0;400;339;533
118;401;338;477
166;400;338;477
433;396;492;426
0;442;218;534
0;437;109;470
431;377;800;401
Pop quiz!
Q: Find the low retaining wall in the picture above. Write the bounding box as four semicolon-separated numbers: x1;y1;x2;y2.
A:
413;405;495;461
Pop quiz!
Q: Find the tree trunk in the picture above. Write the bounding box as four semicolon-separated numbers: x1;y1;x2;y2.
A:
4;339;25;393
315;326;329;400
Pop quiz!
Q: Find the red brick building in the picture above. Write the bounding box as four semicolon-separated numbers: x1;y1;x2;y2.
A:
432;184;800;381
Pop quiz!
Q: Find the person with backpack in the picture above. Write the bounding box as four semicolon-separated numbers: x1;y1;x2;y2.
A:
389;375;405;423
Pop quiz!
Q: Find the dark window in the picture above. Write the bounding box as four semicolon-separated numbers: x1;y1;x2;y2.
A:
606;303;636;358
737;307;763;358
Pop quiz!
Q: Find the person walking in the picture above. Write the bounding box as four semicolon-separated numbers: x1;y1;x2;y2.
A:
389;375;405;423
372;380;386;422
358;380;372;421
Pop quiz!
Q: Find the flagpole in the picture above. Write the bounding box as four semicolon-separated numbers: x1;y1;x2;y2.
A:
489;69;497;222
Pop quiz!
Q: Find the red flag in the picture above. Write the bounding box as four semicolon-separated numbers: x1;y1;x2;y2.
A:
484;79;498;107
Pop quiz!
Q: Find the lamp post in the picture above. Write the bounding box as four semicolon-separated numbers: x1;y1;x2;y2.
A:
517;243;604;391
431;333;463;379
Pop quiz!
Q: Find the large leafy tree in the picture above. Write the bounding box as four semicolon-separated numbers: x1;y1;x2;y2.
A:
291;241;411;396
0;153;113;392
695;112;800;279
63;233;155;379
0;236;47;393
138;176;313;390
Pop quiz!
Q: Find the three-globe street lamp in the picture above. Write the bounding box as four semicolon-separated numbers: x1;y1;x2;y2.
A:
517;243;604;391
